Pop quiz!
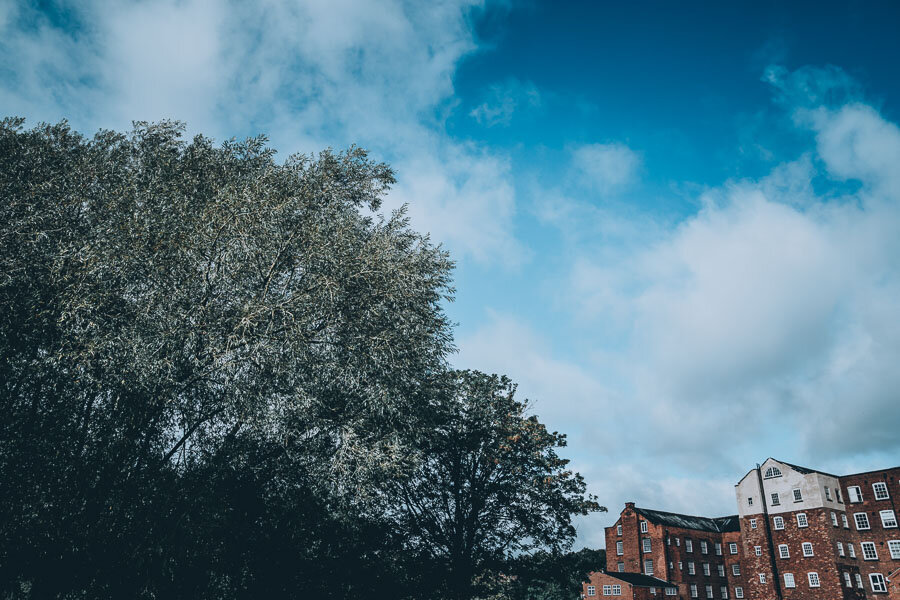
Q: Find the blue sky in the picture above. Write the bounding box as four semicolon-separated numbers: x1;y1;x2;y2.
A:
4;0;900;547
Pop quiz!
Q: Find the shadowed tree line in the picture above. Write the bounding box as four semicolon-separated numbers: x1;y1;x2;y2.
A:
0;118;604;599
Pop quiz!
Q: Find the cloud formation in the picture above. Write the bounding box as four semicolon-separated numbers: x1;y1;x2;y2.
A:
571;142;642;194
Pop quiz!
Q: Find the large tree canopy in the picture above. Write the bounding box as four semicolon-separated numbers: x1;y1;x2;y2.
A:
0;118;454;598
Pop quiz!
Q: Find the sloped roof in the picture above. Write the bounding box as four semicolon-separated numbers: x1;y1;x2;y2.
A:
775;459;839;479
605;572;677;588
634;507;741;533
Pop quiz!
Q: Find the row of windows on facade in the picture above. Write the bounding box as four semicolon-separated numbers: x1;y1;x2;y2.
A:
750;475;891;507
612;560;744;578
749;538;900;560
755;571;889;594
586;585;678;596
748;508;897;531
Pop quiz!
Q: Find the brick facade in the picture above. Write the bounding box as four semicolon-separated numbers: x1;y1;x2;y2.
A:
588;460;899;600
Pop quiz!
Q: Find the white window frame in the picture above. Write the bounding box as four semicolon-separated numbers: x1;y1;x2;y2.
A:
783;573;795;588
801;542;813;557
641;520;648;533
666;588;677;596
688;561;696;575
842;513;849;528
588;585;597;596
690;583;698;598
616;540;623;555
830;512;838;526
764;466;782;478
778;544;789;559
676;537;680;546
837;541;844;556
686;539;693;553
617;562;624;572
747;497;753;506
855;573;863;589
792;489;802;502
720;586;728;599
729;542;738;554
796;513;808;528
843;572;851;587
873;482;889;500
848;543;856;558
679;561;683;571
702;562;710;576
749;518;757;529
754;546;761;556
869;573;887;593
807;572;820;588
888;539;900;559
854;512;870;530
732;564;740;576
770;493;780;506
758;573;766;584
705;584;713;599
735;587;743;599
617;524;622;536
848;485;863;503
612;585;622;595
643;538;652;553
825;486;832;501
645;559;654;575
701;540;708;554
773;516;784;530
715;542;722;556
880;509;897;528
861;541;878;560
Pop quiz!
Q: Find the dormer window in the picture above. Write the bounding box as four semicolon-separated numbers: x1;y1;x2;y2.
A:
764;466;782;478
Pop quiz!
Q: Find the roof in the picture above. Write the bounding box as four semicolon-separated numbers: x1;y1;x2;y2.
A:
774;459;839;479
634;507;741;533
604;572;677;588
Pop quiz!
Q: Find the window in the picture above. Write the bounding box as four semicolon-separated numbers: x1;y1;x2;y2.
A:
679;561;683;571
764;466;782;478
735;587;743;599
783;573;795;588
880;509;897;528
754;546;761;556
686;539;693;553
603;585;611;595
842;513;849;528
705;585;713;599
854;512;870;530
807;572;820;588
801;542;813;557
848;486;863;503
616;541;623;555
758;574;766;584
666;588;677;596
617;524;622;536
825;486;832;501
688;562;696;575
836;488;843;503
870;573;887;593
770;493;780;507
667;536;671;545
617;562;624;572
831;512;838;526
747;497;753;506
729;543;738;554
749;519;757;529
645;560;654;575
844;572;852;587
796;513;808;528
888;539;900;559
612;585;622;595
861;541;878;560
778;544;789;559
773;516;784;530
732;564;740;576
669;562;673;570
720;587;728;599
690;584;698;598
588;585;596;596
849;543;856;558
651;587;656;596
641;520;648;533
837;541;845;556
715;542;722;556
717;564;725;577
702;563;710;576
701;541;708;554
855;573;863;588
792;489;802;502
676;537;681;546
644;538;652;553
873;482;889;500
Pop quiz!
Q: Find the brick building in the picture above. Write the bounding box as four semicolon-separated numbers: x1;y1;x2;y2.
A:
585;459;900;600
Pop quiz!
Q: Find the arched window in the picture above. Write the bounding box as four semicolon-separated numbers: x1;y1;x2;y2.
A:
764;466;782;478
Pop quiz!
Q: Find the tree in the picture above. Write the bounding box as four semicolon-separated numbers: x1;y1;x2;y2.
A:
385;370;605;599
0;118;454;598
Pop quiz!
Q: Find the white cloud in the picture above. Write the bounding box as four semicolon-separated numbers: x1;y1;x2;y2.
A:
469;78;541;127
571;142;642;194
0;0;523;267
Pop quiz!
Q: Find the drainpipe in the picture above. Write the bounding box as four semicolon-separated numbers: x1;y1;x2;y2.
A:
756;464;783;600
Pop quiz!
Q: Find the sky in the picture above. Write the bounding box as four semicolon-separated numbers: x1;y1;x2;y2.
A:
4;0;900;548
